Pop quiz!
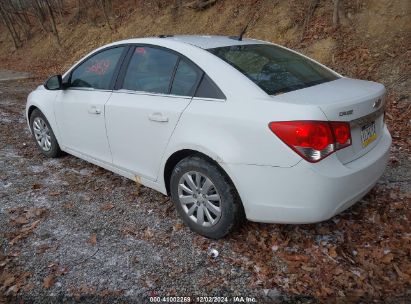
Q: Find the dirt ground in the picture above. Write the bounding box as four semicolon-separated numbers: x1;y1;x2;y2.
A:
0;76;410;303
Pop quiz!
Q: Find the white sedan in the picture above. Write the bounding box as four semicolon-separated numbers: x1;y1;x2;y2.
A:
26;35;391;238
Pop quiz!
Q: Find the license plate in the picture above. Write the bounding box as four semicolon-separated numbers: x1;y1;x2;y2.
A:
361;121;377;148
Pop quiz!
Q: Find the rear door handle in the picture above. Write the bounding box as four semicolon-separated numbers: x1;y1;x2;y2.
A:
88;106;101;115
148;112;169;122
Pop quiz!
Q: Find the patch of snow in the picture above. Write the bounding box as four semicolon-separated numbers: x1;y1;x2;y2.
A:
0;181;12;189
62;167;94;176
43;158;62;168
1;147;20;158
0;112;13;123
32;195;52;207
79;168;94;176
29;165;45;173
43;172;69;186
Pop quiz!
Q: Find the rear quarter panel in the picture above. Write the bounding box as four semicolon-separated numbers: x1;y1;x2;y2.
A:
160;95;329;175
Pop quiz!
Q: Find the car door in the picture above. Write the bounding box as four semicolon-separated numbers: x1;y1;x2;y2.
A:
105;45;202;181
54;46;127;163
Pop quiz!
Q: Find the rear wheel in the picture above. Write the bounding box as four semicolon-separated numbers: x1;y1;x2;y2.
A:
30;109;62;158
170;156;244;239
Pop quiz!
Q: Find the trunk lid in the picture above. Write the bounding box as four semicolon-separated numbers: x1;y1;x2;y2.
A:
273;77;386;164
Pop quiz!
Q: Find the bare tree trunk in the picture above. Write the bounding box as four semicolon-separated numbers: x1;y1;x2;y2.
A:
106;0;113;12
53;0;64;23
333;0;340;28
4;5;21;43
75;0;82;23
35;0;46;19
44;0;61;46
33;0;48;32
9;1;30;38
99;0;113;31
172;0;182;20
17;0;30;25
0;4;20;49
300;0;319;41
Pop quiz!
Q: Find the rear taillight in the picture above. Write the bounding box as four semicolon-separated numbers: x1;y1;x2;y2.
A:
268;121;351;162
330;122;351;149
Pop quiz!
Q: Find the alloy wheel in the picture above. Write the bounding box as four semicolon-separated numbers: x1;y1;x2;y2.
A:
177;171;222;227
32;117;52;152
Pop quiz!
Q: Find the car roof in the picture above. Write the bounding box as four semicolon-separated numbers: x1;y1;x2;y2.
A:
114;35;268;50
164;35;267;49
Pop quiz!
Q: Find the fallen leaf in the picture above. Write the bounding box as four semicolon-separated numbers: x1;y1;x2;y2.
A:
43;275;55;289
7;284;20;294
173;222;184;231
0;260;8;267
26;207;47;219
13;216;29;225
63;202;74;209
382;253;394;264
87;233;97;246
22;283;34;292
329;246;338;258
31;183;42;190
100;203;114;211
334;267;344;275
143;228;154;239
21;220;40;233
49;191;61;196
319;286;333;297
36;244;51;254
393;263;409;280
301;265;314;272
3;275;15;287
57;266;69;276
10;220;41;245
285;254;310;263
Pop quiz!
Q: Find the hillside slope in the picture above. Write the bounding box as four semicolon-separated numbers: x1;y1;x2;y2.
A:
0;0;409;81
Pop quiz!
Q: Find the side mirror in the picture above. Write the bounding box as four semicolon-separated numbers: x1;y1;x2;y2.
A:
44;75;63;90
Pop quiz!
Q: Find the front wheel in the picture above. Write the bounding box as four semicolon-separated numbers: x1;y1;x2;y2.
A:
170;156;244;239
30;109;62;158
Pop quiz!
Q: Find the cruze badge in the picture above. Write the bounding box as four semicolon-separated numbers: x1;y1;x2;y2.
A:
373;98;382;109
339;109;353;116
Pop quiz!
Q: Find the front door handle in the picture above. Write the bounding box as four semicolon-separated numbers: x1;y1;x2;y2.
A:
88;106;101;115
148;112;169;122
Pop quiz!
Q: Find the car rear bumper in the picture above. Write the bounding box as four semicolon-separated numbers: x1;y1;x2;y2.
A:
224;125;391;224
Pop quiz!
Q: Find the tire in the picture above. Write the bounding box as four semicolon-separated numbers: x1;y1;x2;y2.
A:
29;109;62;158
170;155;244;239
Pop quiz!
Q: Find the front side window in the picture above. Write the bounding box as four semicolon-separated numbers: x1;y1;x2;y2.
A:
208;44;339;95
70;47;125;90
122;46;178;94
170;59;202;96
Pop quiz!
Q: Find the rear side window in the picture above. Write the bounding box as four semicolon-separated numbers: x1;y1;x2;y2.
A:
122;46;178;94
170;59;202;97
70;47;125;90
195;74;226;99
208;44;338;95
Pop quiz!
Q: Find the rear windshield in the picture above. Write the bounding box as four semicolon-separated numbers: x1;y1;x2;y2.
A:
208;44;339;95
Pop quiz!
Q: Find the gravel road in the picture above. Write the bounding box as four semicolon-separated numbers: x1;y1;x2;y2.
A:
1;78;410;303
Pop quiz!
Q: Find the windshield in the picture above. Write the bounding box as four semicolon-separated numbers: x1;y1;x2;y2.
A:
208;44;339;95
